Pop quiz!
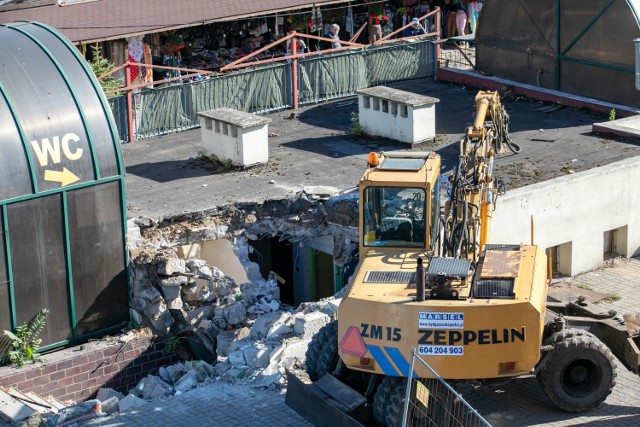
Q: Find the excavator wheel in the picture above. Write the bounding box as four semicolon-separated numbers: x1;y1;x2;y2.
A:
537;332;617;412
305;320;340;381
373;376;451;427
542;328;596;345
373;376;405;427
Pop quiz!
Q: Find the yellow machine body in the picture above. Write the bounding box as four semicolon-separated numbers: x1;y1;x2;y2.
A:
337;150;548;380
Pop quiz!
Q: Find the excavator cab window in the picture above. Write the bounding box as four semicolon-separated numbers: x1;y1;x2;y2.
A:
363;186;426;247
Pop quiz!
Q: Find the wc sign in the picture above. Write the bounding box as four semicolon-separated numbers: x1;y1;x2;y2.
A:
30;133;83;187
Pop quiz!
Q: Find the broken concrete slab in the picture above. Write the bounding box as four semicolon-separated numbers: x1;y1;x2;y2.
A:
189;360;215;378
157;257;187;276
159;276;188;300
96;388;125;403
100;396;119;416
249;312;292;340
187;306;216;326
293;311;330;339
267;322;293;340
242;343;272;369
217;302;246;325
222;367;247;382
240;280;281;306
227;350;246;366
280;338;311;369
216;327;249;357
118;394;147;412
133;375;173;400
174;370;200;393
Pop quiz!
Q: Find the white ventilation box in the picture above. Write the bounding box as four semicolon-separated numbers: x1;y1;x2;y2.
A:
198;108;271;168
356;86;439;145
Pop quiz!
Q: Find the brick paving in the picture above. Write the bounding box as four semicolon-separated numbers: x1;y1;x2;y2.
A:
459;257;640;427
86;381;311;427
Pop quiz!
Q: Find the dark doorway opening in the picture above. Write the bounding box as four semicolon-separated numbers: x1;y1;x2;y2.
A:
248;235;294;305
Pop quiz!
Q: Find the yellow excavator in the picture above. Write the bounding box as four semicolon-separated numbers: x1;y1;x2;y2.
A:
286;91;640;426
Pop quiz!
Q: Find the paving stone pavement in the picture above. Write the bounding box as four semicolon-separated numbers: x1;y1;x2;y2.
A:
85;381;311;427
81;259;640;427
459;257;640;427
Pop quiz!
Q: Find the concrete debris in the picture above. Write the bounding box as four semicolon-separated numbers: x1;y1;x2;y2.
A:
157;257;187;276
174;370;201;393
227;350;246;366
187;306;216;327
242;343;272;369
117;394;146;412
159;276;188;300
100;396;119;416
293;311;330;339
119;191;365;418
132;375;174;400
216;301;246;325
280;338;311;369
216;328;249;357
249;312;293;340
44;399;103;427
96;388;125;403
297;297;342;318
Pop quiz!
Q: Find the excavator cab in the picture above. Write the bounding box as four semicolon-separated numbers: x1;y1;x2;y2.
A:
359;151;441;259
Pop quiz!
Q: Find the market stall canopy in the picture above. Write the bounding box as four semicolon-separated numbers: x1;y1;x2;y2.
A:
0;0;353;44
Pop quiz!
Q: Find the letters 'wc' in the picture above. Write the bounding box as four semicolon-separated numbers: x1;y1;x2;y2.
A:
0;22;128;349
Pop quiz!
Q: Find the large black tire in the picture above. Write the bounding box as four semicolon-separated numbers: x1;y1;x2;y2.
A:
305;320;339;381
373;376;406;427
538;333;617;412
373;376;450;427
543;328;596;346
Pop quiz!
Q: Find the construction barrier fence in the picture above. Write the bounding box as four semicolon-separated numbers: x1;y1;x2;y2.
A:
402;348;491;427
107;39;434;142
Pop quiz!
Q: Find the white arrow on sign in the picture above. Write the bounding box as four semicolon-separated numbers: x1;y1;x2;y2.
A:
44;168;80;187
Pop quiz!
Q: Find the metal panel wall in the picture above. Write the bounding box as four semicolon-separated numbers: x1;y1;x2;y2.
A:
0;22;129;350
0;29;96;193
0;95;33;201
7;195;71;345
27;24;120;179
476;0;640;107
0;208;10;332
67;182;128;337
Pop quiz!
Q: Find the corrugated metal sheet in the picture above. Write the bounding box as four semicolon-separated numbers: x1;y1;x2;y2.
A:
0;0;352;44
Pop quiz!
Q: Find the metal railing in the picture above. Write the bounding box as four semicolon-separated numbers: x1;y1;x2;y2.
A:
435;34;476;71
402;348;491;427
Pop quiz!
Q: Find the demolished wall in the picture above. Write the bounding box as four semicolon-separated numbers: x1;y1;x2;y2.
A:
125;189;358;389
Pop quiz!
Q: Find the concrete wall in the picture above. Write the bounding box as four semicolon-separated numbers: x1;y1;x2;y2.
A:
490;157;640;276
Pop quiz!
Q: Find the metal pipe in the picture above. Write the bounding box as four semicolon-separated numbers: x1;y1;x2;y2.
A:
416;257;425;302
531;214;535;245
125;64;134;143
292;41;298;109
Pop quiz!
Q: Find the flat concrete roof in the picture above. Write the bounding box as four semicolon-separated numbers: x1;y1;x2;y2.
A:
357;85;440;107
197;108;272;128
122;79;640;222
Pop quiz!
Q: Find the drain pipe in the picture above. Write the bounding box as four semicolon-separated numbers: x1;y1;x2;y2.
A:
416;257;425;302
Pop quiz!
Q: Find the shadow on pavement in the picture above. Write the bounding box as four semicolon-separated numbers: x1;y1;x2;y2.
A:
126;158;215;183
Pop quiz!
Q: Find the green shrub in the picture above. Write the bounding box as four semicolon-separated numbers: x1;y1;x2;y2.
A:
2;308;49;367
